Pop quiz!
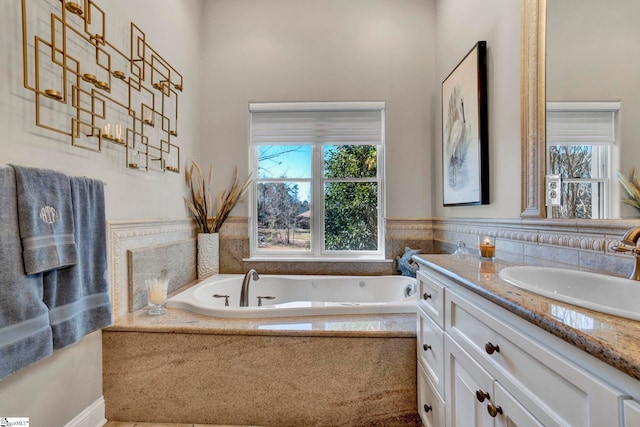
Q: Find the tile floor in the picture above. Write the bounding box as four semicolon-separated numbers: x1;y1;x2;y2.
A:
105;423;260;427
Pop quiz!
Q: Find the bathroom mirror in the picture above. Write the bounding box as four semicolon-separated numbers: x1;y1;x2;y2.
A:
522;0;640;219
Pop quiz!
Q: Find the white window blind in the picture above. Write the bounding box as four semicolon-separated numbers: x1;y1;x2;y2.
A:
546;102;620;146
249;102;384;145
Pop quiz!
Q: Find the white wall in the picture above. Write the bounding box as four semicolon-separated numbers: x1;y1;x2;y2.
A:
0;0;203;219
0;0;203;425
434;0;522;218
200;0;437;219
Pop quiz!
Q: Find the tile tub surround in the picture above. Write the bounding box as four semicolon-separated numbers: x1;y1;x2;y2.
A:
127;239;197;312
103;310;419;426
413;254;640;381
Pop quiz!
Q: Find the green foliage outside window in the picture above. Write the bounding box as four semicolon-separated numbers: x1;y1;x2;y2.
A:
324;145;378;251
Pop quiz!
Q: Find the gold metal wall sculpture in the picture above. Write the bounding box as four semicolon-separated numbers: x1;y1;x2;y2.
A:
21;0;183;173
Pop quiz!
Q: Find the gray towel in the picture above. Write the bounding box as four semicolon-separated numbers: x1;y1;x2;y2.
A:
43;176;112;349
11;165;78;275
0;165;53;381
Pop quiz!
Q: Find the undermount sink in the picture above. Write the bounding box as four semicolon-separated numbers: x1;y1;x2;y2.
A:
498;266;640;321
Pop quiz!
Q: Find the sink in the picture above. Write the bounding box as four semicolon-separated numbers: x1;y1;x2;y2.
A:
498;266;640;321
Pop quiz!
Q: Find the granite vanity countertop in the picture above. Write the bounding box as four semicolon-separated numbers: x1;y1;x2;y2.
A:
413;254;640;382
108;306;417;338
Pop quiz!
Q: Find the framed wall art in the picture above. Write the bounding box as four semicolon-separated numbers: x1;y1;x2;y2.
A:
442;41;489;206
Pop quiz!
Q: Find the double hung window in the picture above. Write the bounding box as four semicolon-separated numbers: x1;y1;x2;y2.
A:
546;102;619;219
249;102;385;258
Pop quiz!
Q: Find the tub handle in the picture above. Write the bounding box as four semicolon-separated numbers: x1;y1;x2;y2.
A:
257;295;276;306
213;294;230;306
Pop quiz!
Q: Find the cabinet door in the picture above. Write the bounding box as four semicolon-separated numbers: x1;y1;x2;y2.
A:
493;382;544;427
445;334;494;427
624;399;640;427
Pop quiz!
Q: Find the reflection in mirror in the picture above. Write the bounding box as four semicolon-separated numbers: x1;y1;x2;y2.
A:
545;102;619;219
544;0;640;219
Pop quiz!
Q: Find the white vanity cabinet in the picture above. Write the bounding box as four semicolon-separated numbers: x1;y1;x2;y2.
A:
416;265;636;427
446;333;543;427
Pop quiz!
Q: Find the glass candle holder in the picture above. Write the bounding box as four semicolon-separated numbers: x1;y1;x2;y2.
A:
478;235;496;261
453;241;470;258
145;278;168;315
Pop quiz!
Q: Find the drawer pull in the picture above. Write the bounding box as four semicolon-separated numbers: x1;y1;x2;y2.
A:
423;404;432;413
485;342;500;354
475;389;490;402
487;403;503;417
423;343;432;351
423;292;432;300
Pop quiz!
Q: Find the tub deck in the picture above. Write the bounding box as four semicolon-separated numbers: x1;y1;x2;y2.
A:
107;305;416;337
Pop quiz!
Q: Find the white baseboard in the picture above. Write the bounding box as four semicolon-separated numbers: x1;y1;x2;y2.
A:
64;397;107;427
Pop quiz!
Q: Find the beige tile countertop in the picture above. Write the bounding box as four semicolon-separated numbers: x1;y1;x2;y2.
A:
413;254;640;381
107;305;416;338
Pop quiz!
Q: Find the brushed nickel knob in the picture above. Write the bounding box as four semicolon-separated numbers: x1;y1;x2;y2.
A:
423;404;432;413
475;389;490;402
487;403;503;417
485;342;500;354
423;343;432;351
423;292;432;300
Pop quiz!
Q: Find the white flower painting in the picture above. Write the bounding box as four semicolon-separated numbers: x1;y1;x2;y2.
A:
442;41;489;206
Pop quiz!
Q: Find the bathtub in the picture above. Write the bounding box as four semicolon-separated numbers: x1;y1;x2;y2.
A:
166;274;417;318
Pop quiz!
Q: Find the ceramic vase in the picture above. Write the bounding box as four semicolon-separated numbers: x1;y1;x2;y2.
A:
197;232;219;279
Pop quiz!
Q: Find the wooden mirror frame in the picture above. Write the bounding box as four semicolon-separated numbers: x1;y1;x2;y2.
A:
521;0;546;218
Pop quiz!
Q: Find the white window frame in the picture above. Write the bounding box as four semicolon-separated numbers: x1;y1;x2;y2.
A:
546;102;620;219
248;102;386;260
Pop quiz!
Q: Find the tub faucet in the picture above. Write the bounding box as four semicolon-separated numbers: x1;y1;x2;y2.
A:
611;226;640;281
240;269;260;307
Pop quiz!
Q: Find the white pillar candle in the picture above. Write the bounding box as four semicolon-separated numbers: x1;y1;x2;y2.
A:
147;279;167;305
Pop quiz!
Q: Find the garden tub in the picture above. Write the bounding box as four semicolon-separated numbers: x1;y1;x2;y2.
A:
166;274;417;318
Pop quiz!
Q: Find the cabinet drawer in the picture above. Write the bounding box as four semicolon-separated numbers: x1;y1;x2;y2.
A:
418;308;444;397
416;270;445;327
446;290;625;427
417;360;446;427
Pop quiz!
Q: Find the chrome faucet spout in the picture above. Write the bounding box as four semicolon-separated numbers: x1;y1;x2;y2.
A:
612;227;640;281
240;269;259;307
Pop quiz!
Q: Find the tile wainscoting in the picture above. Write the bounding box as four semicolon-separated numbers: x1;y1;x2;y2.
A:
107;216;637;316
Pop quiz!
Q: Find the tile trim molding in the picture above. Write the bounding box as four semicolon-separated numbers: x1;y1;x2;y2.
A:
433;217;635;254
385;217;434;240
107;218;195;318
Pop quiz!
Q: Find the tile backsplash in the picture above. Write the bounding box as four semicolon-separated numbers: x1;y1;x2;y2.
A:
433;218;637;279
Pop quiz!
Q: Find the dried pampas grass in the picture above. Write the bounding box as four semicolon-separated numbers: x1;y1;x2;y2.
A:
185;159;253;233
617;167;640;212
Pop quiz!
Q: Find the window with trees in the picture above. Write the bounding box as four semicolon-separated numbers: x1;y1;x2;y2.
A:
546;103;619;219
249;102;385;258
